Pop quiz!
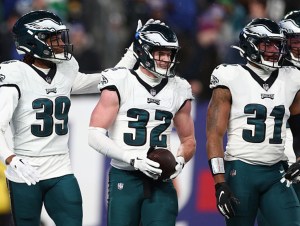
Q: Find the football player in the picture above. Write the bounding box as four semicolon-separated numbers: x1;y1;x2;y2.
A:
88;22;196;226
206;18;300;226
0;10;156;226
279;9;300;194
257;10;300;226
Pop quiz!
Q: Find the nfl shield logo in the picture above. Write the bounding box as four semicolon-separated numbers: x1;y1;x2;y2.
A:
0;74;5;82
117;183;124;190
150;89;156;96
263;83;269;91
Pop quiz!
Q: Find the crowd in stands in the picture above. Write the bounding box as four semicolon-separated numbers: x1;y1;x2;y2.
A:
1;0;300;102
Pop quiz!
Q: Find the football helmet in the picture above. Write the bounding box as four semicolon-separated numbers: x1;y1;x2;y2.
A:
233;18;286;71
133;23;180;78
12;10;73;63
279;10;300;67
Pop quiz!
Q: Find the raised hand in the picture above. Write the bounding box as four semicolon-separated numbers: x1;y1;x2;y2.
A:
136;18;166;32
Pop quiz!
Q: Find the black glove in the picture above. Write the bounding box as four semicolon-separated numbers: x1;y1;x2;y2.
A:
284;161;300;182
215;182;239;219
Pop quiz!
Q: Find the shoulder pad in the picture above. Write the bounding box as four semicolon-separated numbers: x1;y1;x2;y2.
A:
172;76;194;100
1;60;19;65
0;61;25;85
210;64;241;89
98;68;130;91
102;67;128;73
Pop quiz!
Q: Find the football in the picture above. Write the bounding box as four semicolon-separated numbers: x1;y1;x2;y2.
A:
147;148;176;180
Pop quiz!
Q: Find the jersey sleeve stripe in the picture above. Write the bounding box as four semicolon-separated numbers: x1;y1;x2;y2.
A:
0;84;21;99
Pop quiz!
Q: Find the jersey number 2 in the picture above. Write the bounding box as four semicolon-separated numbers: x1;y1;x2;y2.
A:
124;108;173;147
31;97;71;137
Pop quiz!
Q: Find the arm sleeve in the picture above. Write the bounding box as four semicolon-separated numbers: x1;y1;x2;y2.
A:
114;43;138;69
209;64;230;89
88;127;136;163
0;87;19;163
71;72;102;94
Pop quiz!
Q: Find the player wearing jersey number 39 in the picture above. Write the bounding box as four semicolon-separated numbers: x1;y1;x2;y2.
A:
206;18;300;226
0;10;138;226
88;21;196;226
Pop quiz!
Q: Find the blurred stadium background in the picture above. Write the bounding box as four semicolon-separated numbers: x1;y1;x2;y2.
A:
1;0;299;225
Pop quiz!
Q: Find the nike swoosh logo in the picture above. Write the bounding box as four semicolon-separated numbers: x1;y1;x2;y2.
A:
219;191;224;202
280;170;284;174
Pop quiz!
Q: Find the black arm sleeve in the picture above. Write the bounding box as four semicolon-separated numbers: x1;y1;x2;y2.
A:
288;114;300;159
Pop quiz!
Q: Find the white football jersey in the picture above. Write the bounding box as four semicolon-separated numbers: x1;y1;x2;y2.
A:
99;68;193;169
210;64;300;165
0;58;100;157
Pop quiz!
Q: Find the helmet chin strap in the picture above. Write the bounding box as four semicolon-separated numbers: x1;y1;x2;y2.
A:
154;62;168;78
290;59;300;68
252;59;278;72
153;59;176;78
231;45;280;72
45;52;72;64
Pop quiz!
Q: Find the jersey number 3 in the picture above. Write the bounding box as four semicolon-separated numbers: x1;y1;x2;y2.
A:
31;97;71;137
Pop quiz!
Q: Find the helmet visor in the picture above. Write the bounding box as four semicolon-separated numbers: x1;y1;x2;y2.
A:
47;29;73;60
151;47;179;78
286;34;300;63
257;38;286;67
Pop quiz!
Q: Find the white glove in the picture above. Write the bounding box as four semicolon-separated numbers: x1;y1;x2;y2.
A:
9;156;40;186
115;18;167;69
131;157;162;180
136;18;166;32
170;156;185;179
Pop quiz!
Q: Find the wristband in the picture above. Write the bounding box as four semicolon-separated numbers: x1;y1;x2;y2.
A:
208;157;225;175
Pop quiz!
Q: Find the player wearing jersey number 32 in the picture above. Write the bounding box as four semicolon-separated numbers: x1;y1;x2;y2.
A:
0;10;138;226
206;18;300;226
88;21;196;226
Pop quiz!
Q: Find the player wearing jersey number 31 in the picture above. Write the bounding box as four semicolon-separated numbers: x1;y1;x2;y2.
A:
0;10;138;226
206;18;300;226
88;20;196;226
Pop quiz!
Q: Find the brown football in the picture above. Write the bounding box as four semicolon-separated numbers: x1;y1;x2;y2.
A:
147;148;176;180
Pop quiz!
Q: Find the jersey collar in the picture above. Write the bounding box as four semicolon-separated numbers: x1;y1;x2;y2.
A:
130;70;168;96
30;64;57;84
242;65;278;91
